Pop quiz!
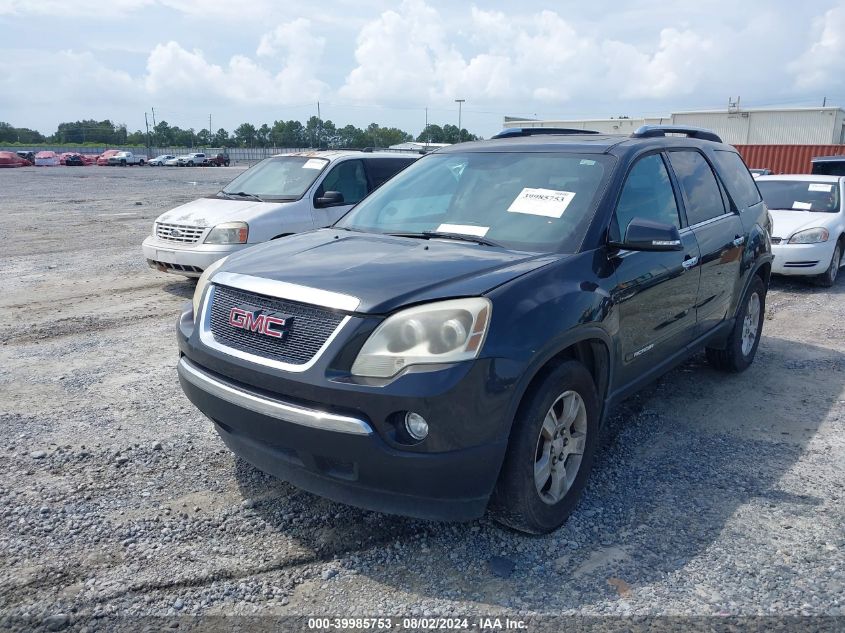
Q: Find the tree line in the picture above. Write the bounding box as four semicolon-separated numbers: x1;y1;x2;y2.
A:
0;117;479;149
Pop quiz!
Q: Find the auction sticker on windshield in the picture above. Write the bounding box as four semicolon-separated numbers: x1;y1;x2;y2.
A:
792;201;812;210
808;183;833;192
302;159;327;169
436;223;490;237
507;188;575;218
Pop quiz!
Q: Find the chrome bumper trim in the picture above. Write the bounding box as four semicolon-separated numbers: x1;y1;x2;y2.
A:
177;357;373;436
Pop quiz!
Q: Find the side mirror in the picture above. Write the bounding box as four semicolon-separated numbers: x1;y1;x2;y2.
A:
316;191;345;207
610;217;684;252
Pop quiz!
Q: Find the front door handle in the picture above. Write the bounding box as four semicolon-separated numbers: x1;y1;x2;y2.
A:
682;255;699;270
733;235;745;247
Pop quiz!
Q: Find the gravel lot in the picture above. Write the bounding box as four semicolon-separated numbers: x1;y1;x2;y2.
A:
1;166;843;631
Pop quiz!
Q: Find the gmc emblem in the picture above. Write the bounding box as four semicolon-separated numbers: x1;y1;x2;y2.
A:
228;307;292;339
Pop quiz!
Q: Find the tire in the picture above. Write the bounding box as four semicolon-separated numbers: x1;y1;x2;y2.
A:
120;160;126;167
188;161;194;167
224;161;230;167
706;275;765;373
139;160;145;166
489;360;600;534
817;242;841;288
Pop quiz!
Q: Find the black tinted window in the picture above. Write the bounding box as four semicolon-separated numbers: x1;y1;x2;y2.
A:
713;150;762;209
615;153;681;237
812;160;845;176
667;151;726;225
365;157;416;190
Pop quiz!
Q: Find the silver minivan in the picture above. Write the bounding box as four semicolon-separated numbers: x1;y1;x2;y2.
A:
142;150;419;276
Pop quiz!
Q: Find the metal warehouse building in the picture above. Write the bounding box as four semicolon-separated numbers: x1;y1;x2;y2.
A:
503;106;845;145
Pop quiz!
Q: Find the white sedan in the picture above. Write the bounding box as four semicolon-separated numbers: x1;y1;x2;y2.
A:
164;155;188;166
757;174;845;287
149;154;175;166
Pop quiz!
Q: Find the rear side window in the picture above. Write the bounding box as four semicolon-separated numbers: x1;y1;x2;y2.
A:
365;157;416;190
712;150;762;209
667;151;726;225
812;160;845;176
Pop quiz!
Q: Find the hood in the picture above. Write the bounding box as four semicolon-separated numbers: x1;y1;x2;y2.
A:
218;229;561;314
156;197;292;227
769;209;839;240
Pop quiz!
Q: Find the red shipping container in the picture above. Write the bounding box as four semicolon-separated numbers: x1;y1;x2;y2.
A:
733;144;845;175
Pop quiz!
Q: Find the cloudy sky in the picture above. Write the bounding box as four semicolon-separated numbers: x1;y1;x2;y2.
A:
0;0;843;138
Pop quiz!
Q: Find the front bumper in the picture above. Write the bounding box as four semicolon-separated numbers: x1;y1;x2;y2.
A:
771;241;836;276
142;236;247;276
176;308;515;521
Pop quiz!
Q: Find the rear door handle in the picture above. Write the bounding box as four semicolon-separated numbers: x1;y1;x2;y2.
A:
682;256;699;270
733;235;745;247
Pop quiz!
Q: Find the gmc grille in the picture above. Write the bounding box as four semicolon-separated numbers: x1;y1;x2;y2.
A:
208;285;345;366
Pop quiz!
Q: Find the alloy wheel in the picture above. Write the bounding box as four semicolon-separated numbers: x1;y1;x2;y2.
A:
534;390;587;505
741;291;761;357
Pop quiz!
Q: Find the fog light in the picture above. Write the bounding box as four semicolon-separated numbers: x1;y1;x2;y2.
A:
404;412;429;440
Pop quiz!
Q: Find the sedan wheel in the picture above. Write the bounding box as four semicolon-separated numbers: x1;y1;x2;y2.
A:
740;291;761;357
819;243;841;288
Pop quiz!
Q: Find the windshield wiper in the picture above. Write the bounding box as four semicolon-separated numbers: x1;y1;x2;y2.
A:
221;191;264;202
389;231;504;248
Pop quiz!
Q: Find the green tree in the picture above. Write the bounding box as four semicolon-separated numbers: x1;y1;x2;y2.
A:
196;128;211;146
233;123;257;147
153;120;173;146
256;123;271;147
212;128;230;146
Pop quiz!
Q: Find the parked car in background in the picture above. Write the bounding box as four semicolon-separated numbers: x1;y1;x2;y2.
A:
811;156;845;176
164;155;186;166
0;151;31;167
81;154;97;165
178;153;206;166
749;168;772;177
143;150;419;276
15;150;35;164
757;174;844;286
97;150;121;166
63;153;86;166
34;151;59;166
204;152;230;167
175;126;772;533
149;154;176;166
107;151;147;166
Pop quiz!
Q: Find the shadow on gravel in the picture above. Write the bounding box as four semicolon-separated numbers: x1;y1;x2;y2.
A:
161;279;196;300
235;336;842;612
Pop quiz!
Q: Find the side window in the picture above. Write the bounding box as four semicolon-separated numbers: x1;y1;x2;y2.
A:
712;150;762;209
615;153;681;239
364;158;416;191
316;160;368;205
667;151;726;225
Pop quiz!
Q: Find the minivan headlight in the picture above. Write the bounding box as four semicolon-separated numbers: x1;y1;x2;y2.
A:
192;257;227;318
205;221;248;244
351;298;492;378
787;227;829;244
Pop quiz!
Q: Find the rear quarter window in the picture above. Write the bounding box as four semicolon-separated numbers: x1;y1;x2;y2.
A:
713;150;762;209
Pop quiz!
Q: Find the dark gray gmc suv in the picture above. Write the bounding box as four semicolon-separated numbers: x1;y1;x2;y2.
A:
176;125;773;533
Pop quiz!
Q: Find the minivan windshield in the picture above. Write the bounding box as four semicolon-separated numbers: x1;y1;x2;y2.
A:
757;180;840;213
337;152;612;252
219;155;328;201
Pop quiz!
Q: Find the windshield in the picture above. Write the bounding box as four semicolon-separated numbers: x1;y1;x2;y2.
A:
337;152;612;252
220;155;328;201
757;180;840;213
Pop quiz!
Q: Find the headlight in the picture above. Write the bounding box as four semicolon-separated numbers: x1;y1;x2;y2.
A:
192;257;227;318
787;227;829;244
351;298;492;378
204;221;248;244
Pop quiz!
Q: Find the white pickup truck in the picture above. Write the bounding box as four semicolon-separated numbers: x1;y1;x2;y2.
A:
107;151;147;166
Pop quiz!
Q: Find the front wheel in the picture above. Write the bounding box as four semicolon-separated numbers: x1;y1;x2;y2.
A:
706;275;765;372
490;360;599;534
817;242;841;288
139;160;145;166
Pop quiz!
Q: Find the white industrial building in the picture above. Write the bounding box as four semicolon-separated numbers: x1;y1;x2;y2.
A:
503;107;845;145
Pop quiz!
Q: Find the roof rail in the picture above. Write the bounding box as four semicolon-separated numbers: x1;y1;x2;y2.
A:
631;125;723;143
492;127;600;139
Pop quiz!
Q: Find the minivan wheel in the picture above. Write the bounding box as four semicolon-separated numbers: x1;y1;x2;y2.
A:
490;360;599;534
817;243;841;288
706;276;765;373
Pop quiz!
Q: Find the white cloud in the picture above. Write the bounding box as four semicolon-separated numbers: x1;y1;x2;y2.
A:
789;3;845;91
144;19;328;105
340;2;714;106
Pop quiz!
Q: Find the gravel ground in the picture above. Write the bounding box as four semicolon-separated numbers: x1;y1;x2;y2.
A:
0;166;843;631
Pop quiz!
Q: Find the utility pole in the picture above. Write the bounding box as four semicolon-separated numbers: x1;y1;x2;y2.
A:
209;113;212;138
145;112;151;154
151;107;157;128
425;107;429;146
823;96;827;107
455;99;465;142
